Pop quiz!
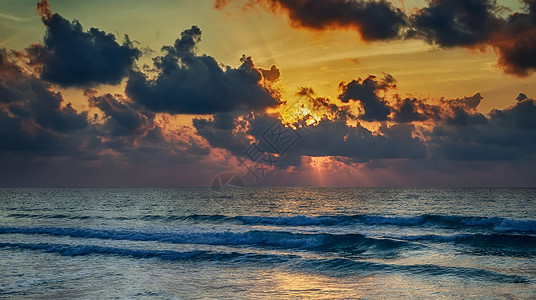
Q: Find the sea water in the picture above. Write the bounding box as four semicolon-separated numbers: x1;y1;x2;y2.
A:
0;188;535;299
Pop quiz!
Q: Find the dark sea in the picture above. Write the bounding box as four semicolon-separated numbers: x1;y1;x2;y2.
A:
0;188;535;299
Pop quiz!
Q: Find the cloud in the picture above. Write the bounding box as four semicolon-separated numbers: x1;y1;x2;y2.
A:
411;0;502;47
126;26;281;114
338;74;394;121
193;113;251;156
489;96;536;130
0;49;88;155
87;91;155;137
411;0;536;76
36;0;53;20
288;120;427;162
424;95;536;162
391;97;441;123
27;0;141;87
217;0;408;41
0;49;89;134
492;0;536;76
390;92;488;126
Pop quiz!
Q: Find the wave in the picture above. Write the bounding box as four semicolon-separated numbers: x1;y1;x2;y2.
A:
0;242;528;283
6;213;95;220
1;225;534;257
395;233;536;244
0;242;289;263
6;213;536;233
298;258;529;283
392;233;536;257
0;226;413;254
235;214;536;233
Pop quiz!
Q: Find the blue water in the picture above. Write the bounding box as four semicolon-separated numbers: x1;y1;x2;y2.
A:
0;188;535;299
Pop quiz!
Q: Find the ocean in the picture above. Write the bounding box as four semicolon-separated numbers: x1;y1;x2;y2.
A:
0;188;535;299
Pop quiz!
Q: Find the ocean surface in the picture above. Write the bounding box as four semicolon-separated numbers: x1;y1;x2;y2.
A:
0;188;535;299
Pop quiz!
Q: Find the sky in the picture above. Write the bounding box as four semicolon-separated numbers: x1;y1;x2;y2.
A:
0;0;535;187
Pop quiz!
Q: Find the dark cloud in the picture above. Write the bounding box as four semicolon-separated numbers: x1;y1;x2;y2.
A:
492;0;536;76
440;92;482;110
428;95;536;161
126;26;281;114
439;93;488;126
87;92;155;137
216;0;408;41
0;50;89;135
27;0;141;87
0;109;59;153
288;120;426;162
391;97;441;123
406;0;536;76
489;97;536;130
444;105;488;127
0;50;24;104
517;93;528;102
0;49;88;155
338;75;394;121
390;92;487;126
411;0;502;47
193;112;252;157
411;0;536;76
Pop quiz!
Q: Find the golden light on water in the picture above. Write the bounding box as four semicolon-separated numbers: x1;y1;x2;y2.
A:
263;269;367;299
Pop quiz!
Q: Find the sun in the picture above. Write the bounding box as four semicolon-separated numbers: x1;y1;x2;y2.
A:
274;96;322;127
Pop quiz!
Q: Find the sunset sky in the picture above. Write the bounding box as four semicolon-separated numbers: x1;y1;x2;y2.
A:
1;0;536;187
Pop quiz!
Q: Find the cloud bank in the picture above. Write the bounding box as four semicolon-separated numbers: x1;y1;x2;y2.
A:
0;0;535;186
